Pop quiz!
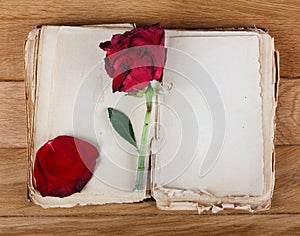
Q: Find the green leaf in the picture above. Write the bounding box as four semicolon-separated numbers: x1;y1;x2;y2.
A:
107;107;138;149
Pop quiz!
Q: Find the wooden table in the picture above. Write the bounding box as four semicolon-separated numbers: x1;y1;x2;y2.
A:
0;1;299;234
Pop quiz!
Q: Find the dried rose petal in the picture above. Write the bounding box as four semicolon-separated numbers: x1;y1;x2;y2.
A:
33;135;99;198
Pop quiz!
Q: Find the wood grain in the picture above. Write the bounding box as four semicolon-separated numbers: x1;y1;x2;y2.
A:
1;215;299;235
1;1;300;234
0;0;300;79
0;145;299;216
0;82;26;148
276;79;300;144
0;79;298;148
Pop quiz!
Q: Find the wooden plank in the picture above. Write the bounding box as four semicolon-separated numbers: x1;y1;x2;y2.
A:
0;79;298;148
276;79;300;145
273;145;300;212
0;215;299;235
0;145;299;216
0;0;300;80
0;82;26;148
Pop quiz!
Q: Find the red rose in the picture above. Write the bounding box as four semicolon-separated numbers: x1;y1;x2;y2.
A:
99;24;166;92
33;136;99;198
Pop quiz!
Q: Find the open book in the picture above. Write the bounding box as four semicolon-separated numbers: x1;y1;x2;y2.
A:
25;24;279;213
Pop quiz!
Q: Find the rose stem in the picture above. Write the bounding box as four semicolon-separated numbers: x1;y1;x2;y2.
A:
134;84;154;191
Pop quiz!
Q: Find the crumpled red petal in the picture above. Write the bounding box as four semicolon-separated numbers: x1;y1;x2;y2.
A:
33;135;99;198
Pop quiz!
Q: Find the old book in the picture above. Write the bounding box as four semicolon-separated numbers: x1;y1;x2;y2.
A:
25;24;279;213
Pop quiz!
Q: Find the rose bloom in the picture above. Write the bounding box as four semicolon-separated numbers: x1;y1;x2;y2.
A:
99;24;166;92
33;136;99;198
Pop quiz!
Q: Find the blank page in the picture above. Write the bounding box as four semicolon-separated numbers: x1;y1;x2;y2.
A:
31;25;149;207
154;34;264;197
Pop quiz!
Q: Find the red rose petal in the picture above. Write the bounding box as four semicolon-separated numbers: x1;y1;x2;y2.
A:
33;135;99;198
